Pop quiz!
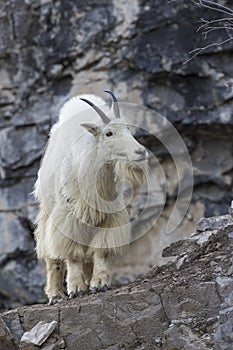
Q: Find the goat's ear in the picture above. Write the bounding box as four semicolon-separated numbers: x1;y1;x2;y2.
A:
80;123;100;137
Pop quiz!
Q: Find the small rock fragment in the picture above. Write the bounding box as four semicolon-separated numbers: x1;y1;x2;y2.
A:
57;338;66;349
197;215;231;232
20;321;57;346
176;254;188;269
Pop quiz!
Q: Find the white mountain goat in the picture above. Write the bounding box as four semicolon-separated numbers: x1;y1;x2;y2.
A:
34;91;148;303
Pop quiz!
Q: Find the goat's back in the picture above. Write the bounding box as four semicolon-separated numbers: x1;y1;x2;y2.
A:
34;94;111;209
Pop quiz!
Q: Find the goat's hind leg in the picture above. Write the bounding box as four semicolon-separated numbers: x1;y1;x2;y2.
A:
45;258;66;304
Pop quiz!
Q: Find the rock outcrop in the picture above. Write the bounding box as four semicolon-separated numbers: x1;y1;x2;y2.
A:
0;0;233;309
1;211;233;349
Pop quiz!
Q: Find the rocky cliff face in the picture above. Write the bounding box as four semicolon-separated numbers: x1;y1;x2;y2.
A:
0;0;232;309
1;212;233;349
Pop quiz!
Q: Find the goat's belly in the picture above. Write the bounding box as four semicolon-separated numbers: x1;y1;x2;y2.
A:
43;203;131;259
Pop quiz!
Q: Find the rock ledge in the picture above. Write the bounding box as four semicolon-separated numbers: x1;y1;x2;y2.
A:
1;211;233;350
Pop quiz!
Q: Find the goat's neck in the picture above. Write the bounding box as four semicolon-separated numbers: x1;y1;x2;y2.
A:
95;162;118;202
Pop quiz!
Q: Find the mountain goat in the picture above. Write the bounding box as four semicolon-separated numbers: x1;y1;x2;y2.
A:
34;91;148;303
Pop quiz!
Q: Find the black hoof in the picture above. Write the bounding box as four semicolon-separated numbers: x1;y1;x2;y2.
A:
69;292;76;299
78;291;84;297
101;284;108;292
92;287;98;294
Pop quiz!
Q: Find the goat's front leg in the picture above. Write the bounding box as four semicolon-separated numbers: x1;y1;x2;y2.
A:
66;257;88;298
90;251;110;293
45;258;66;304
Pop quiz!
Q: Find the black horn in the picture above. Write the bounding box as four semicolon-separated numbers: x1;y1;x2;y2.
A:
80;98;110;124
105;90;121;119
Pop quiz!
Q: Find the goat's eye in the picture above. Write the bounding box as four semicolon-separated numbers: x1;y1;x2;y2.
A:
105;131;113;137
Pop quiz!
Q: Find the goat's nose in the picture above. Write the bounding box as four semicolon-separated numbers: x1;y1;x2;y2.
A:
135;148;146;157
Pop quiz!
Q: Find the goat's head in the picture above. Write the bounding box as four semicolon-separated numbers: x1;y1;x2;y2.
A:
80;91;148;165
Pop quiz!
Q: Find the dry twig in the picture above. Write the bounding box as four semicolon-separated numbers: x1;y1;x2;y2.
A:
183;0;233;64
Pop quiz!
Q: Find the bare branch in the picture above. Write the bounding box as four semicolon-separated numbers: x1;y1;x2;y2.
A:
202;26;233;39
198;0;233;16
184;0;233;64
197;17;233;33
183;36;233;65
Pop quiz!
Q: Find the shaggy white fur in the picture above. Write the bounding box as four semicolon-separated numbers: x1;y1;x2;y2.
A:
34;93;148;302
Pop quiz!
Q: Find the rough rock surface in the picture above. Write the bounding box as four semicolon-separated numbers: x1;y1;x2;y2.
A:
0;0;233;309
0;212;233;349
